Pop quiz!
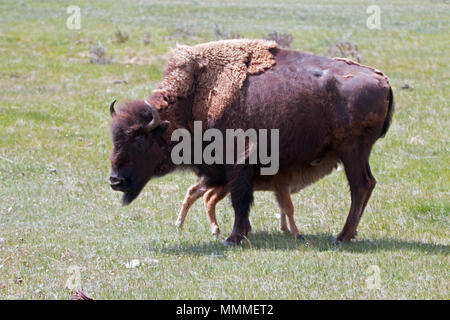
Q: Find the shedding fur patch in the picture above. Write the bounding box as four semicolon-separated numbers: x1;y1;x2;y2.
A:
155;39;278;126
332;57;389;82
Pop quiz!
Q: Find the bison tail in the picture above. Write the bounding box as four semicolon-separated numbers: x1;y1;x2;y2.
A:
379;86;394;138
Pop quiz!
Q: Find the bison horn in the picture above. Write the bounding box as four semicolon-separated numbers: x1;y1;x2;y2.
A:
110;100;116;117
144;100;160;131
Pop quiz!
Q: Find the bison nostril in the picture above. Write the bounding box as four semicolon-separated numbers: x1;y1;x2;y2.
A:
110;176;125;188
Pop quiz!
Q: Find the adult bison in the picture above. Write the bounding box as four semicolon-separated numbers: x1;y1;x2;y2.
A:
108;40;394;246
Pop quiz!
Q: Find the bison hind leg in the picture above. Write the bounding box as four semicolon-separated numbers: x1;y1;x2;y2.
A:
334;145;377;244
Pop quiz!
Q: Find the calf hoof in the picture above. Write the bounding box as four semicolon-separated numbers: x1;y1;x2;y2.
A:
296;234;305;241
175;220;183;229
211;226;220;236
280;225;289;233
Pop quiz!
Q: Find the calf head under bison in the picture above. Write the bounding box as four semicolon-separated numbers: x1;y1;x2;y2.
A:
108;39;394;246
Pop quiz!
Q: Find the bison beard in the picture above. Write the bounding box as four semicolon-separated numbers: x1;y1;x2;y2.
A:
109;39;394;246
122;190;139;206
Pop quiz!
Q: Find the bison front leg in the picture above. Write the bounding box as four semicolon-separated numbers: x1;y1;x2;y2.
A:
224;166;254;246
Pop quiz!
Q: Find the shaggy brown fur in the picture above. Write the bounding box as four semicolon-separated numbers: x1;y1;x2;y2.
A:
153;39;277;127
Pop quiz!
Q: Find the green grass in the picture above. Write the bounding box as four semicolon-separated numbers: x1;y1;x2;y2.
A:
0;0;449;299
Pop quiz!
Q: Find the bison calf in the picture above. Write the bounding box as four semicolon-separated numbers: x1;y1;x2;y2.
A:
176;152;340;239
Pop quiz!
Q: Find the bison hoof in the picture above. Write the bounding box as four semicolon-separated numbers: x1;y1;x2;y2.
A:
223;240;236;247
224;235;243;246
331;238;343;248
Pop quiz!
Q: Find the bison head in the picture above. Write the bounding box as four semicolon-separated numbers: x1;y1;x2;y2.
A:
109;100;171;205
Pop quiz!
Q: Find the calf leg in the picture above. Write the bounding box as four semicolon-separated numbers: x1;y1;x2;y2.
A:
275;187;304;240
280;213;288;232
203;186;228;235
224;166;254;246
175;181;207;228
335;149;376;244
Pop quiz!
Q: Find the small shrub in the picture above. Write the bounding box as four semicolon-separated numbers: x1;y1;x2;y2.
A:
214;24;242;40
328;36;361;62
265;31;294;48
113;28;129;43
142;32;152;45
170;22;196;39
89;42;111;64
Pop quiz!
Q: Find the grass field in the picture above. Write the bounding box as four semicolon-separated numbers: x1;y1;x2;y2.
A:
0;0;449;299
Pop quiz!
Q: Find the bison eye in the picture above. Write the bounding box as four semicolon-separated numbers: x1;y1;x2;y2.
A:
134;137;147;151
